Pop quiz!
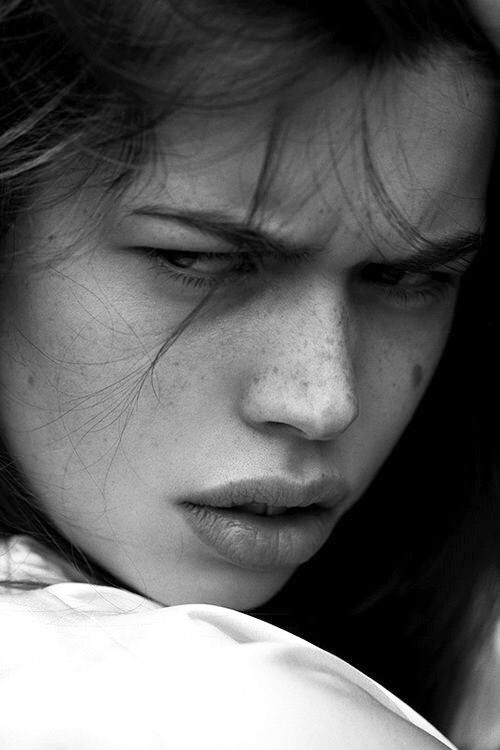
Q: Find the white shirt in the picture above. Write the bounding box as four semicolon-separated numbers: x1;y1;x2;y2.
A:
0;535;457;750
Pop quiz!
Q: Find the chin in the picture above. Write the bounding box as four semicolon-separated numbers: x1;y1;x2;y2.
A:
145;563;294;611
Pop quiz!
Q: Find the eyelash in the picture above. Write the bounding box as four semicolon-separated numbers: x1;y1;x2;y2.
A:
143;247;462;308
358;263;460;307
144;247;308;287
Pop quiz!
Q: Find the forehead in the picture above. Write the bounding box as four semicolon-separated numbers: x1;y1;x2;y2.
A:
119;51;495;248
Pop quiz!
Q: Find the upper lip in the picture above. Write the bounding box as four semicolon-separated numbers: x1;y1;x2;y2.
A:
179;476;349;511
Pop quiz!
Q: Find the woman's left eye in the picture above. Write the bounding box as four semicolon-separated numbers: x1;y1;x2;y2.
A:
358;263;460;308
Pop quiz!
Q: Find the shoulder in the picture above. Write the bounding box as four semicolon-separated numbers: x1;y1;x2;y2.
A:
0;536;455;749
0;587;455;749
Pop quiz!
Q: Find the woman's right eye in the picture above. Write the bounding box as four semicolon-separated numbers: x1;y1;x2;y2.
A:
139;245;311;290
141;247;257;289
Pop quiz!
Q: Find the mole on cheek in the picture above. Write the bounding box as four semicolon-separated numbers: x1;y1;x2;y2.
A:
412;364;424;389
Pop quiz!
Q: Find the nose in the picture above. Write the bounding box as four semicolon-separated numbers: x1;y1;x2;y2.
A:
239;283;359;442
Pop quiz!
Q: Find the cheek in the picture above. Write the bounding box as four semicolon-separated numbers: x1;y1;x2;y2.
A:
340;316;451;485
0;275;153;488
369;340;437;420
412;363;424;389
0;263;214;511
364;300;453;407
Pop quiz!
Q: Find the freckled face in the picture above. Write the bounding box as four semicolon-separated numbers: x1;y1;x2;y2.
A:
0;55;495;608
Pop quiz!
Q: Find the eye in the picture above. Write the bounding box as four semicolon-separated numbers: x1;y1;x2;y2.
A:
160;251;238;273
362;264;438;287
142;248;256;289
358;262;460;309
140;245;312;290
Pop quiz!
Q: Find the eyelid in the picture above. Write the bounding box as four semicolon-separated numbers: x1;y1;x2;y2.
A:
369;253;476;277
436;256;476;274
138;244;314;267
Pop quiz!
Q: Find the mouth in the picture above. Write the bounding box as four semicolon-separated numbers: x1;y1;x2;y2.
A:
225;501;316;517
179;477;348;570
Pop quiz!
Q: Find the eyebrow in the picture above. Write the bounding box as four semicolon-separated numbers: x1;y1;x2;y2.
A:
131;206;483;273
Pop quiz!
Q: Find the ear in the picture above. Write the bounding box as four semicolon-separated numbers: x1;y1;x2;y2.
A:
468;0;500;51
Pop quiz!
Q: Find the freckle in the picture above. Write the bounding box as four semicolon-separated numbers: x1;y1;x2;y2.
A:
27;375;35;387
412;364;424;389
272;366;279;374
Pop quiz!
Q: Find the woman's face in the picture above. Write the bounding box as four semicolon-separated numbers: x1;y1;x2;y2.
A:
0;54;495;608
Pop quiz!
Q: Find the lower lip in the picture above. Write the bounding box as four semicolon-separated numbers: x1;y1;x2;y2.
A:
180;503;342;570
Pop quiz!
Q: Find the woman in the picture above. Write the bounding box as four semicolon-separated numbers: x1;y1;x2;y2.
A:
0;0;497;746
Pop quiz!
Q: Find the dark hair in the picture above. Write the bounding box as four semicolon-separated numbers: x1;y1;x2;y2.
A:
1;0;499;740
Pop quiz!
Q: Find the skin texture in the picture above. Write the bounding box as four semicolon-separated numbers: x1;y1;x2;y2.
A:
469;0;500;47
0;54;496;609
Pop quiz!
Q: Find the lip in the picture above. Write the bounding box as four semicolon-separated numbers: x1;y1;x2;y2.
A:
178;477;349;570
